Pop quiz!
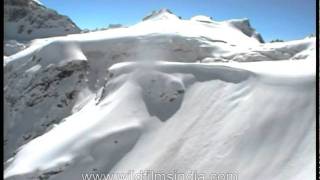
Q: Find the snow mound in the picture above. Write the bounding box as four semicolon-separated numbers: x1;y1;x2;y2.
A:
190;15;214;23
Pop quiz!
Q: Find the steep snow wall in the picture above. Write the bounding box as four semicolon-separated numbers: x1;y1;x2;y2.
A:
4;60;315;180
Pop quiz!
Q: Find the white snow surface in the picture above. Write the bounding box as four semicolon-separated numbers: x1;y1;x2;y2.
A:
190;15;214;23
3;10;316;180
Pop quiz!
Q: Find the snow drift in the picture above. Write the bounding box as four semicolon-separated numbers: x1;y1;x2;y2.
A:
3;8;316;180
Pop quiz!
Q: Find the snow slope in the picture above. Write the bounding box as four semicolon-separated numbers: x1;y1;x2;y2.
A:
3;9;316;180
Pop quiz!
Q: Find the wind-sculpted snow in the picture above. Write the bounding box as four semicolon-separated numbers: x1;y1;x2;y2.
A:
3;9;316;180
4;60;315;180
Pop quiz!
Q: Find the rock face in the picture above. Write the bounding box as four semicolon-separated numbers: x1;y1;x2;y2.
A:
227;18;265;43
4;0;81;41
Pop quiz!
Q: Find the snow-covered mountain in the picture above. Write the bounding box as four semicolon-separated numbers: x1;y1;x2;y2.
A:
3;8;316;180
4;0;81;56
4;0;80;40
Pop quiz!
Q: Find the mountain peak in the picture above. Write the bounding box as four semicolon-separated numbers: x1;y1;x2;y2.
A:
142;8;180;21
4;0;81;40
227;18;264;43
158;8;172;14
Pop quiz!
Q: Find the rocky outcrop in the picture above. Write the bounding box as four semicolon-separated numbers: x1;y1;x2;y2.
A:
4;0;81;40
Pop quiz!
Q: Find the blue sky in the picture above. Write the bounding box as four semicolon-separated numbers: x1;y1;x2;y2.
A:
41;0;316;42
